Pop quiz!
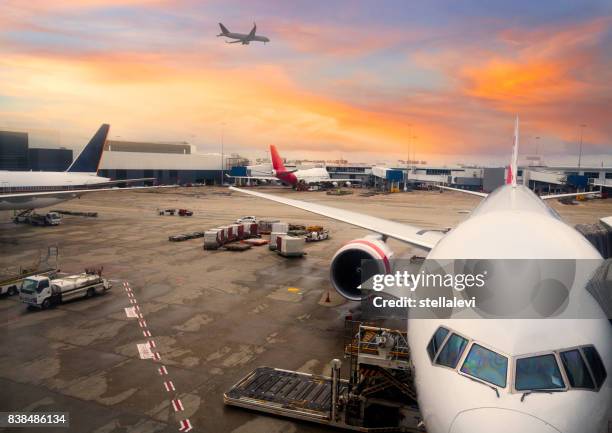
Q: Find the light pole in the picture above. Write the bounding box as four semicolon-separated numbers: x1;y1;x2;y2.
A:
578;124;586;169
220;122;226;185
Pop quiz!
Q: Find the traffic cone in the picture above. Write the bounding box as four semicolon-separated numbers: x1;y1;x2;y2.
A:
324;290;331;303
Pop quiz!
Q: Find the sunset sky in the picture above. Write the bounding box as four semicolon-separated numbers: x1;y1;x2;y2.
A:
1;0;611;166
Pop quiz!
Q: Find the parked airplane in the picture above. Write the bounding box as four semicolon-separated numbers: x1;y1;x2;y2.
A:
230;144;358;188
217;23;269;44
0;124;161;211
231;118;610;433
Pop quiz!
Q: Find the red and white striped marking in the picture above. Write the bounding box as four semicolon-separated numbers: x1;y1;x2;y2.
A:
158;365;169;375
163;380;175;392
130;299;137;304
138;320;147;328
148;340;156;349
137;313;144;319
171;399;184;412
143;330;152;338
179;419;193;432
153;352;161;361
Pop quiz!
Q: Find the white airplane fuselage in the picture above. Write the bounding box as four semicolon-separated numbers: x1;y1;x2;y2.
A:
224;32;269;44
0;171;110;210
409;185;611;433
294;167;332;184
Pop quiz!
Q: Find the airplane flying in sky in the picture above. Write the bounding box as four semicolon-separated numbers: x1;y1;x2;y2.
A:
0;124;163;211
231;118;610;433
230;144;358;188
217;23;269;44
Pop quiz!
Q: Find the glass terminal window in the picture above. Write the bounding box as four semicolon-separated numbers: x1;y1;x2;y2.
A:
581;346;607;388
560;349;594;389
435;333;468;368
515;354;565;391
427;327;449;361
460;343;508;387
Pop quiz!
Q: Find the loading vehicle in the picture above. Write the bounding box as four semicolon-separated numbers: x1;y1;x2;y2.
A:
20;269;111;309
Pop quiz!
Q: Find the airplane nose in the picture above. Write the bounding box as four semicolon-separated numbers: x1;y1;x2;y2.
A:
449;408;561;433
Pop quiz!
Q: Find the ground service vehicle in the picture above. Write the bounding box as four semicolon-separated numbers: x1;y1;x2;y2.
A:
20;271;112;309
14;211;62;226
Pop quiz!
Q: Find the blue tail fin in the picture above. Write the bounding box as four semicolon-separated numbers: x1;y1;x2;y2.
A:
66;124;110;173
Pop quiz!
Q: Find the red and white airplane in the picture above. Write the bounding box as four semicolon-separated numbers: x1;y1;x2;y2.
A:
231;118;610;433
230;145;358;188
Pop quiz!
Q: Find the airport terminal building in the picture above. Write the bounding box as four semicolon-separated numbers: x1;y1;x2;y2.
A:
98;140;236;185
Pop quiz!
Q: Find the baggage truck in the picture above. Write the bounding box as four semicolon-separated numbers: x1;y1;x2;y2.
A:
19;271;112;309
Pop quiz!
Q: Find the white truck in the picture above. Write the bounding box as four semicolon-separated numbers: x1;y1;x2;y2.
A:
19;272;112;309
14;212;62;226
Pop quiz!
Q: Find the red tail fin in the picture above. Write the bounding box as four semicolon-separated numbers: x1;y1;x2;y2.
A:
270;145;286;172
506;165;513;184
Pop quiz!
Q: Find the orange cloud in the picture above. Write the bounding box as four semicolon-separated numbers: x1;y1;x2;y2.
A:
0;51;460;157
462;58;582;104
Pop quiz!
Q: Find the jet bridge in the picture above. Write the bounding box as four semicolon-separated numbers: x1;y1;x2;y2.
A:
224;323;423;432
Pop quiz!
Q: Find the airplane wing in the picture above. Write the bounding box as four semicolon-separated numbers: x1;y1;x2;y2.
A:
539;191;601;200
230;187;446;250
226;40;242;44
84;178;155;187
225;174;277;181
437;183;601;201
0;185;175;201
437;185;488;197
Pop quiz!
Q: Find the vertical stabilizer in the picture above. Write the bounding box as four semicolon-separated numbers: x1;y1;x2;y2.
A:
218;23;230;35
507;116;519;186
66;124;110;173
270;145;287;173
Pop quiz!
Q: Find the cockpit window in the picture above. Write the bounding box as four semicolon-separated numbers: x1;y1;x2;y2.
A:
435;333;468;368
427;327;449;361
560;350;594;389
460;343;508;387
581;346;607;388
515;354;565;391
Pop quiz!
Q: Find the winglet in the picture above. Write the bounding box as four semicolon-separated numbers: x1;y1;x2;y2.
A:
270;145;286;173
66;124;110;173
507;116;519;187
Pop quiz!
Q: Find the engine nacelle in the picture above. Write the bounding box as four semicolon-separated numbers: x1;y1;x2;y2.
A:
329;234;394;301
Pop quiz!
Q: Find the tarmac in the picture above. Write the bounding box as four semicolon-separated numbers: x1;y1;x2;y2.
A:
0;186;610;433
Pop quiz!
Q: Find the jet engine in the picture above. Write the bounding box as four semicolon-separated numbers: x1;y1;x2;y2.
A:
329;234;394;300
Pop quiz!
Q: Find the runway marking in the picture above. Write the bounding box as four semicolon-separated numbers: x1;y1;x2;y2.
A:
124;307;138;318
137;343;154;359
164;380;175;392
171;399;184;412
179;419;193;432
121;281;194;432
